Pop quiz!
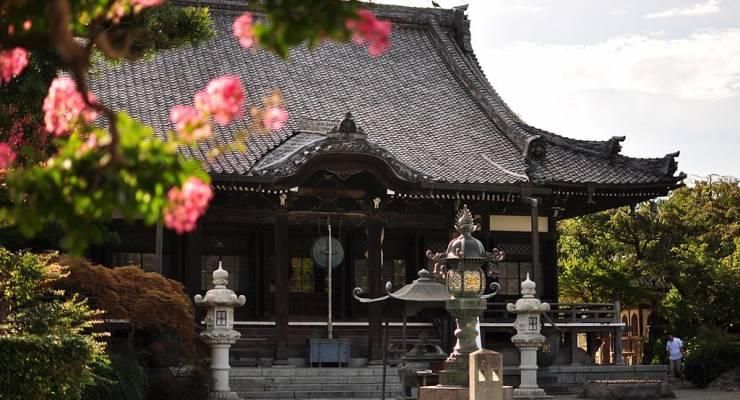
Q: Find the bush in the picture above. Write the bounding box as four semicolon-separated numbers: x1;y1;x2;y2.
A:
147;363;212;400
83;356;149;400
684;330;740;388
0;334;104;400
55;257;196;365
0;248;108;400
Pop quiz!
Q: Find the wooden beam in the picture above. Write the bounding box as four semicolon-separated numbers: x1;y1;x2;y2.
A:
297;187;368;199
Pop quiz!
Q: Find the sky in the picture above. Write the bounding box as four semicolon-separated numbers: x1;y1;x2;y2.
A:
374;0;740;179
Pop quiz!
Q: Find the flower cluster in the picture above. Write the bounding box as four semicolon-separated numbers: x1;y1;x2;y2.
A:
42;77;98;136
0;47;29;84
233;12;256;49
262;106;288;131
346;9;392;57
194;76;245;125
169;105;211;142
164;177;213;234
170;75;244;142
0;143;17;170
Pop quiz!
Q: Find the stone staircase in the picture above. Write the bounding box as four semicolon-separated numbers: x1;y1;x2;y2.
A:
231;367;403;400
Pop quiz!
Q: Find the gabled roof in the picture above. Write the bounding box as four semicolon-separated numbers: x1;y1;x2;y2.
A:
90;1;684;190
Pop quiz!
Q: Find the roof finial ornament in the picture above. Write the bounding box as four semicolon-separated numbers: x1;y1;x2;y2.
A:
329;112;365;138
454;204;476;235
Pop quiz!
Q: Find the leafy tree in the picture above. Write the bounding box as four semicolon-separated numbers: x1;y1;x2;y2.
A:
0;0;391;254
658;179;740;337
558;178;740;360
0;247;108;400
558;207;657;307
56;256;196;363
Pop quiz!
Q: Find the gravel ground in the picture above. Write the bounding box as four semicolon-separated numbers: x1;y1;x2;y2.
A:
552;387;740;400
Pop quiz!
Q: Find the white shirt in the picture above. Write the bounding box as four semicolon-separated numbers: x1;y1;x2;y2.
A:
666;337;683;360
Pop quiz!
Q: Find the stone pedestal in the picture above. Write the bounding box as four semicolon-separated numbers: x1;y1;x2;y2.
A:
439;298;487;387
201;336;239;399
469;349;503;400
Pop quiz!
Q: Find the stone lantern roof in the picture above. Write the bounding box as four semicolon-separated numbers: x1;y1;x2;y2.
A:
193;262;246;308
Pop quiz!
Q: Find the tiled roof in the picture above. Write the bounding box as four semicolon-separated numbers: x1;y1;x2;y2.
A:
89;1;683;188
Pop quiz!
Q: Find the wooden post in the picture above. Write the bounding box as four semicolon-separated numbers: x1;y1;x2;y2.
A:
613;300;624;365
367;215;383;362
529;198;541;295
185;225;202;298
155;222;163;274
570;330;580;366
274;209;290;363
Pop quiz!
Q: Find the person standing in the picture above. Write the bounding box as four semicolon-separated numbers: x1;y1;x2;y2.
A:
666;334;684;379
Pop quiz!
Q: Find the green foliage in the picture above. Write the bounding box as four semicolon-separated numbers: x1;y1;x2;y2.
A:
659;180;740;336
83;355;149;400
0;248;108;400
254;0;361;57
5;113;209;255
559;178;740;359
683;327;740;387
558;209;655;306
107;5;215;60
0;334;105;400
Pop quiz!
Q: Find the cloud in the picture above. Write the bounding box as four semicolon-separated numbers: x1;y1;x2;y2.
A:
482;28;740;101
644;0;721;19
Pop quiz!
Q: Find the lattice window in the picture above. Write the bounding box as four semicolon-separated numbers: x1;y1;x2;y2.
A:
289;257;315;293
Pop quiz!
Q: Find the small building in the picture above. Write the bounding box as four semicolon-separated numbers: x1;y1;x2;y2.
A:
88;1;683;366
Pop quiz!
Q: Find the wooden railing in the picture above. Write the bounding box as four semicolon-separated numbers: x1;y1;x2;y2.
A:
482;302;621;324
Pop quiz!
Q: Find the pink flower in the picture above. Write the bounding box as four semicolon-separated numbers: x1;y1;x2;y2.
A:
42;76;98;136
22;20;32;31
79;134;99;154
346;9;392;57
164;177;213;234
262;107;288;131
0;143;16;169
132;0;163;7
169;105;212;142
194;75;244;125
0;47;29;84
233;12;256;48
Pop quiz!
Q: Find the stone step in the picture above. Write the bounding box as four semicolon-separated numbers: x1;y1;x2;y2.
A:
231;376;401;385
237;390;400;399
231;367;398;377
231;383;403;391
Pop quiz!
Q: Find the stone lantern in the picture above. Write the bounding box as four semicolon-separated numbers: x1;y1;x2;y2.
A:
506;274;552;399
426;205;505;387
194;261;246;399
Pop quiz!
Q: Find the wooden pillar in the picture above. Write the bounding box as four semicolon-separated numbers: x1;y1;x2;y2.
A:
570;330;580;365
613;300;624;365
155;222;164;274
274;209;290;363
185;225;202;298
367;215;383;362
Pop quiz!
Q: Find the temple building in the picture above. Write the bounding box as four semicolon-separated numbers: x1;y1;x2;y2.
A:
88;1;683;366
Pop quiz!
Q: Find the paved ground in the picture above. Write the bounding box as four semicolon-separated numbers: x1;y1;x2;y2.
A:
553;387;739;400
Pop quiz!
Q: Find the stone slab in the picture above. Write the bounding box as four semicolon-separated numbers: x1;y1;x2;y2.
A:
418;385;469;400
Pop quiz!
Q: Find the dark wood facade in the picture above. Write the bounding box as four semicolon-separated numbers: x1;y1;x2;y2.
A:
89;1;684;363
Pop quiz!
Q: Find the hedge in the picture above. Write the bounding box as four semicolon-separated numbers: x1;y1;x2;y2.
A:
684;342;740;388
0;334;99;400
